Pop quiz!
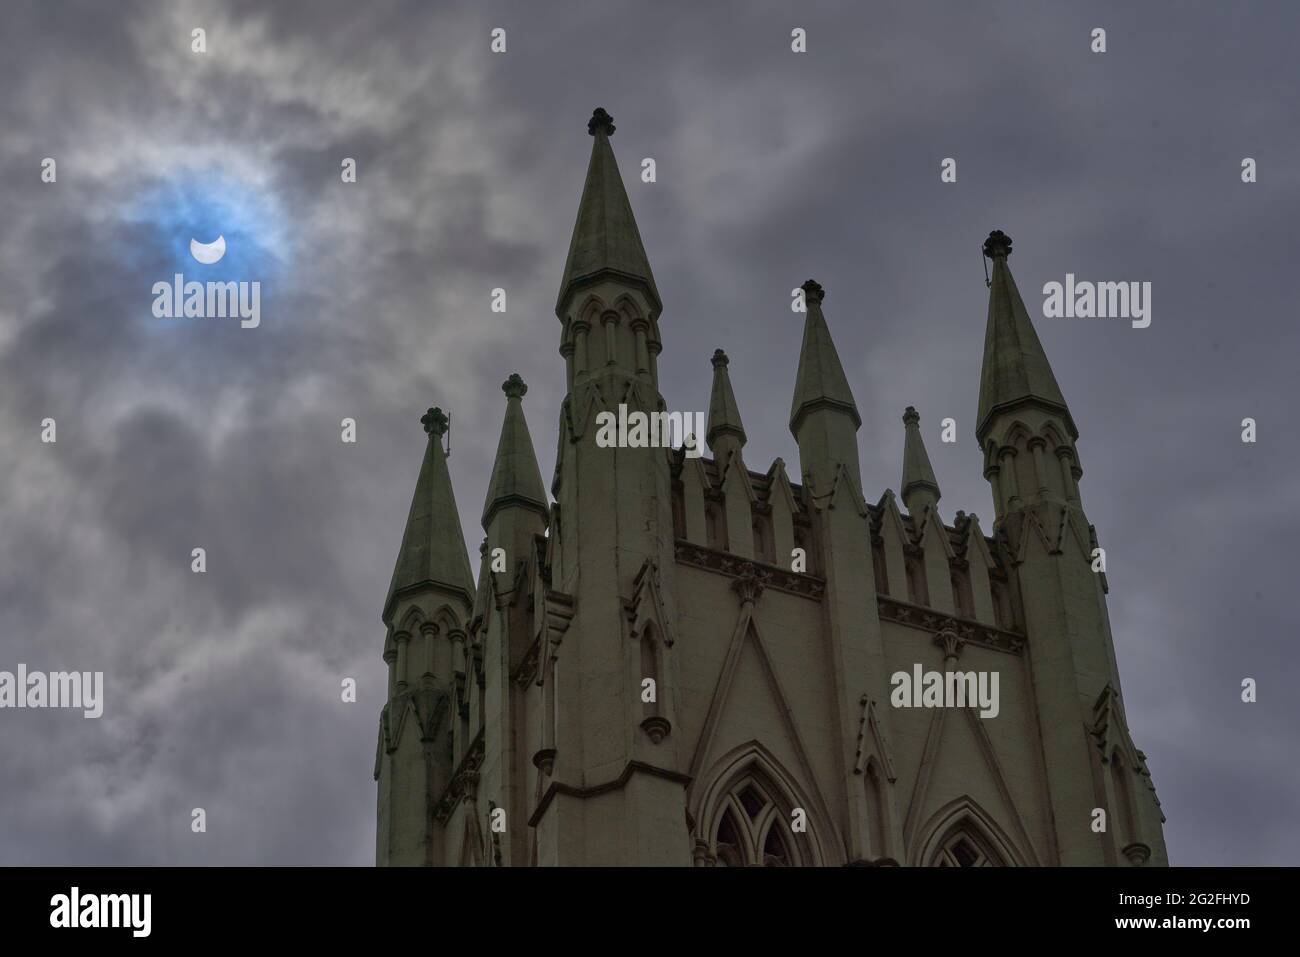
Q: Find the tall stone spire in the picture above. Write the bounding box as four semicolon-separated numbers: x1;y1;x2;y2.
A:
789;280;861;435
482;374;549;531
536;109;690;864
383;407;475;623
970;231;1154;865
900;406;941;514
555;107;661;316
789;279;862;490
976;230;1076;443
706;348;746;459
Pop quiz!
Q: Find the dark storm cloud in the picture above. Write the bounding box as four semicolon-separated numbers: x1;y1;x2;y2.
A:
0;0;1295;865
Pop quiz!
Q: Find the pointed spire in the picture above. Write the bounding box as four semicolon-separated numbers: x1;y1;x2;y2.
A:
384;407;475;622
556;108;660;315
706;348;747;458
789;279;861;435
482;374;549;530
977;230;1076;441
900;406;941;514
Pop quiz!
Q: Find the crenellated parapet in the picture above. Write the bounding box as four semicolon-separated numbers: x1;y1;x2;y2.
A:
671;450;814;569
671;449;1021;634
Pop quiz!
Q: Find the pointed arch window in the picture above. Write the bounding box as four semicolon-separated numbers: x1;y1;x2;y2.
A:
915;797;1030;867
929;827;1006;867
762;822;793;866
714;809;745;867
704;772;810;866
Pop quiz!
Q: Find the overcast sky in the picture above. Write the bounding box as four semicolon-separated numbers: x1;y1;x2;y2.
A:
1;0;1296;866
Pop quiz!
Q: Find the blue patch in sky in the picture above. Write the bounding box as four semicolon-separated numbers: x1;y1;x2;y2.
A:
124;167;287;284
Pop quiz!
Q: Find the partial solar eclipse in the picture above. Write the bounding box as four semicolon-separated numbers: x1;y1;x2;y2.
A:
190;235;226;264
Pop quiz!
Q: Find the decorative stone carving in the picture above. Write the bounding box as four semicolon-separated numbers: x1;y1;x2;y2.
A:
532;747;557;777
513;638;541;688
433;732;485;824
1123;842;1151;866
877;596;1025;656
640;715;671;744
731;563;765;606
674;540;825;601
934;628;965;661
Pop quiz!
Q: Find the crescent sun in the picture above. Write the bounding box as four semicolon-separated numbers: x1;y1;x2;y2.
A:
190;235;226;265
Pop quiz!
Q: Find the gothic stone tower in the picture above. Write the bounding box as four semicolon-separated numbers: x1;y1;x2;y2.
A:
373;110;1168;867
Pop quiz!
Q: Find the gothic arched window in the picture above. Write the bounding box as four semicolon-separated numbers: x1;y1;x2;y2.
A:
762;819;794;867
914;797;1029;867
707;777;802;866
929;826;1006;867
703;772;811;866
714;809;745;867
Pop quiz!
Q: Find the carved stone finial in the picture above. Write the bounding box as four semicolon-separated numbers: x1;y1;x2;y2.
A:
503;373;528;399
801;279;825;304
588;107;615;136
902;406;920;427
711;348;729;370
421;407;449;436
983;229;1013;260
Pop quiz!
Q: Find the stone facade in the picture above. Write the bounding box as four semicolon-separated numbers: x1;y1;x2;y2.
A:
373;110;1168;867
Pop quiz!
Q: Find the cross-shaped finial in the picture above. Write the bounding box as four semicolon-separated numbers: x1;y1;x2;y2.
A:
588;107;616;137
801;279;825;304
502;373;528;399
421;407;448;436
983;230;1013;259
